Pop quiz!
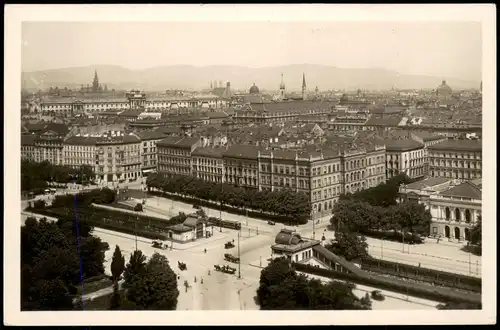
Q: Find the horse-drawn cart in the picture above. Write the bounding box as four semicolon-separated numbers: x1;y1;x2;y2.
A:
152;241;168;250
214;264;236;274
224;241;235;249
224;253;240;263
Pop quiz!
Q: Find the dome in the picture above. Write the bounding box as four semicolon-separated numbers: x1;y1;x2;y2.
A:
275;229;303;245
249;83;260;95
437;80;452;95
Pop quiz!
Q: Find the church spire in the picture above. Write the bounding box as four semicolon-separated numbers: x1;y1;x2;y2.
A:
302;73;307;100
92;70;100;93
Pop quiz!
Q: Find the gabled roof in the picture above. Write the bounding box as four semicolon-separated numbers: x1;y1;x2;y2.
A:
440;181;482;199
134;130;166;141
192;147;225;158
183;216;202;228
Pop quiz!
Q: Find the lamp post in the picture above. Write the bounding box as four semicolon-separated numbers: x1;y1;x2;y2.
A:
237;231;241;279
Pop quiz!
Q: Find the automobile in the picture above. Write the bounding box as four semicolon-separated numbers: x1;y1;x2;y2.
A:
267;221;276;225
193;204;201;210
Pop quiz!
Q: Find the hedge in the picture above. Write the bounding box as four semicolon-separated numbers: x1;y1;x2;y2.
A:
293;263;481;305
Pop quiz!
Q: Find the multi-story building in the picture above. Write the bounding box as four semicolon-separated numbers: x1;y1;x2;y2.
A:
223;145;260;189
135;130;167;175
385;139;426;180
341;149;370;194
21;135;36;161
191;147;226;183
400;178;481;241
32;129;68;165
428;139;482;180
364;145;387;188
94;133;142;183
156;137;202;175
63;135;98;170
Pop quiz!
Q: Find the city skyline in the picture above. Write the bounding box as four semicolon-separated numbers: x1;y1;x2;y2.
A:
22;21;482;81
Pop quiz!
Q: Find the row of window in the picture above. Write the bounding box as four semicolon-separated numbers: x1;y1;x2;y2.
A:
429;152;481;159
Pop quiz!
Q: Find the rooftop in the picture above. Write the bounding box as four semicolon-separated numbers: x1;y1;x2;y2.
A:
384;139;424;152
223;144;260;159
440;181;482;200
428;139;482;152
403;177;452;191
134;130;166;141
157;136;200;148
192;147;225;158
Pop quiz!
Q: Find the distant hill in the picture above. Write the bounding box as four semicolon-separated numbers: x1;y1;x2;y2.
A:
21;64;480;92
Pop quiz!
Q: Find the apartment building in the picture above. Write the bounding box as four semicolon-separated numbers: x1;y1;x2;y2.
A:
63;136;98;170
135;130;167;174
95;133;142;183
191;147;226;183
428;139;482;181
21;135;36;161
156;137;202;175
364;145;387;188
385;139;426;180
222;145;260;189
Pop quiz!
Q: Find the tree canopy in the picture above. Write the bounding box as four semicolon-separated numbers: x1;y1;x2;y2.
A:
147;173;311;224
124;252;179;310
257;258;371;310
21;217;108;310
22;160;95;192
325;228;369;262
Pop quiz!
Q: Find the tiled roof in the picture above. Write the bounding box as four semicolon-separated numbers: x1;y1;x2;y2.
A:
404;177;451;190
134;130;166;141
384;139;424;151
64;136;99;146
157;136;200;148
167;223;193;233
155;126;184;134
223;144;260;159
192;147;225;158
203;112;229;119
428;139;482;152
95;134;141;145
365;114;403;126
440;181;482;199
119;110;143;117
21;135;36;146
249;100;336;113
183;216;202;228
411;131;445;142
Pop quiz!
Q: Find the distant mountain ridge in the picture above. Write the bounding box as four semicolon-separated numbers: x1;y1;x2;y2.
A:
21;64;480;92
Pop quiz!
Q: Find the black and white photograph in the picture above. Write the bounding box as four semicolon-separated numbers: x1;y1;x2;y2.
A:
4;4;496;326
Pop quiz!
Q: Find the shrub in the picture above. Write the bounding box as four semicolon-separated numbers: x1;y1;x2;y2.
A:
371;290;385;301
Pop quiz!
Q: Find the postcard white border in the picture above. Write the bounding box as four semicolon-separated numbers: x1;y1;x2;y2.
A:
4;4;497;325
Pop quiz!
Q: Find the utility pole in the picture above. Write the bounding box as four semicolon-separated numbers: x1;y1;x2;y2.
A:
238;231;241;279
312;210;315;240
219;180;223;233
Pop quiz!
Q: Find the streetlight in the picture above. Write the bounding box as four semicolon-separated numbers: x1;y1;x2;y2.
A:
237;231;241;279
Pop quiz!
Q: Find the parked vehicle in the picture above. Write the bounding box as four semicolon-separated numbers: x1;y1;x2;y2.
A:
267;221;276;225
224;241;235;249
152;241;168;250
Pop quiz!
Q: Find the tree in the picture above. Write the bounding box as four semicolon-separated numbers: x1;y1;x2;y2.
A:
110;245;125;310
111;245;126;282
126;253;179;310
325;227;368;262
470;215;482;247
257;257;370;310
123;250;147;289
389;200;432;236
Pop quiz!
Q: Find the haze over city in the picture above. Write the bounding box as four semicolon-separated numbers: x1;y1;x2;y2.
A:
22;21;482;82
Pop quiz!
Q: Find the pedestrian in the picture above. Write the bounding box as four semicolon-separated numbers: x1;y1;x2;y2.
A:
418;263;421;268
437;237;440;244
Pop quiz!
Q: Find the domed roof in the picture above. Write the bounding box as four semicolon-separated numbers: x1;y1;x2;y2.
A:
249;83;260;95
437;80;452;95
275;229;303;245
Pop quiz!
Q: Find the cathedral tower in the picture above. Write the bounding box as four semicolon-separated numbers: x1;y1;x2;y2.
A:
279;73;286;100
92;70;100;93
302;73;307;100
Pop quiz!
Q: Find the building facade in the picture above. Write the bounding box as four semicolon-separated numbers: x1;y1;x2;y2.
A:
428;139;482;180
156;137;202;175
135;130;167;175
191;147;226;183
385;140;426;180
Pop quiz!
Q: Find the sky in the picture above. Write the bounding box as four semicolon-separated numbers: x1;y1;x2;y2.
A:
21;21;482;81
